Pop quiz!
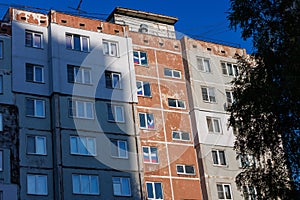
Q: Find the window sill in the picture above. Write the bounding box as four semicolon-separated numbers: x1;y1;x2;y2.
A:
70;153;97;157
26;81;45;84
108;120;126;124
140;127;156;131
144;162;160;165
27;153;47;156
103;54;120;58
25;45;44;50
26;115;46;119
111;156;129;160
137;95;152;98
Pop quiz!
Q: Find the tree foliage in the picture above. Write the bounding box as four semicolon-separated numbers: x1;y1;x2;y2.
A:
227;0;300;199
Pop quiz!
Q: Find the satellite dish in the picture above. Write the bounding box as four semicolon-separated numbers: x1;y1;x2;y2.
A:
139;24;148;33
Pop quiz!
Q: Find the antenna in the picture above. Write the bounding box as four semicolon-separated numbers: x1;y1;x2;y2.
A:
68;0;85;15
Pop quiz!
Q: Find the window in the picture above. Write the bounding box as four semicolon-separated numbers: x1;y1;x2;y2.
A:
172;131;190;141
112;177;131;196
111;140;128;158
221;62;238;76
105;71;121;89
67;65;91;84
69;100;94;119
133;51;148;66
0;150;2;171
25;30;43;48
201;87;216;102
225;90;234;105
72;174;99;195
206;117;221;133
26;99;45;118
143;146;158;163
66;33;89;52
164;68;181;79
139;113;154;129
217;184;232;200
197;57;211;72
27;136;47;155
239;154;256;168
27;174;48;195
176;164;195;175
167;98;185;109
136;81;151;97
0;41;3;59
243;185;257;200
0;114;2;131
146;182;163;199
212;150;226;166
103;40;118;56
107;104;125;123
0;75;2;94
70;136;96;156
26;63;44;83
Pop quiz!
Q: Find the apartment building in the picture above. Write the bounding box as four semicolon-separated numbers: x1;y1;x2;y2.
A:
2;7;142;199
181;36;247;200
108;7;203;200
0;25;18;200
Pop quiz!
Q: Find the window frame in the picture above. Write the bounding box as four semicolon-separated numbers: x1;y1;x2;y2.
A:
242;185;257;200
69;100;94;119
105;71;122;89
72;174;100;195
176;164;196;175
0;150;3;171
0;113;2;132
107;104;125;123
27;174;48;195
112;177;131;196
133;51;148;66
0;40;3;59
217;183;233;200
201;86;216;103
66;33;90;52
172;131;190;141
142;146;159;164
206;116;222;134
26;98;46;118
26;135;47;155
25;30;43;49
197;57;211;72
221;61;238;77
103;40;119;57
167;98;186;109
111;140;128;159
225;90;234;105
26;63;45;83
239;154;256;168
146;182;163;200
212;150;227;166
136;81;151;97
70;136;96;156
67;65;92;85
0;75;2;94
164;68;181;79
139;112;155;129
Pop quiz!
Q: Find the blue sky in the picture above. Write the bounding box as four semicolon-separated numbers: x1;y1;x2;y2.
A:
0;0;254;53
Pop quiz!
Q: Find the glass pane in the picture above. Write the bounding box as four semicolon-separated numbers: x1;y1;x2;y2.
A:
178;100;185;108
26;99;34;116
35;100;45;117
78;138;88;155
143;82;151;96
150;147;158;163
70;137;78;154
173;70;181;78
227;63;233;75
112;74;120;88
185;165;195;174
85;102;93;118
81;175;89;194
73;35;81;51
103;42;109;55
0;75;2;94
209;88;216;102
115;106;124;122
81;37;89;52
67;66;74;83
146;183;154;198
181;132;190;140
113;178;121;195
107;104;114;121
72;175;80;193
84;69;91;84
172;131;180;139
111;140;118;157
147;114;154;129
219;151;226;165
76;101;85;118
111;43;117;56
204;59;211;72
217;184;225;199
26;32;33;46
201;88;209;101
207;118;214;132
234;65;239;76
90;176;99;194
197;58;204;71
136;81;143;95
27;136;35;154
226;91;232;104
139;113;146;128
66;35;72;49
75;69;83;83
34;67;43;82
36;175;47;194
168;98;177;107
143;147;150;162
87;138;95;155
27;175;35;194
224;185;232;199
164;68;172;77
213;119;221;133
140;52;148;65
221;62;227;75
176;165;184;173
33;34;41;48
118;141;127;158
133;51;139;64
26;65;34;82
154;183;163;199
36;137;46;154
105;72;112;88
212;151;218;164
121;178;130;196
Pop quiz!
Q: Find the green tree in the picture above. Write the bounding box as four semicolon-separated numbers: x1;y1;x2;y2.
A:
227;0;300;199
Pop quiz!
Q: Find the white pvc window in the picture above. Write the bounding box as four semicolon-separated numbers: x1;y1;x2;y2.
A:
66;33;89;52
172;131;190;141
221;62;238;76
212;150;226;166
217;184;232;200
201;87;216;102
69;100;94;119
107;104;125;123
25;31;43;48
27;136;47;155
197;57;211;72
26;99;45;118
164;68;181;79
206;117;221;133
72;174;99;195
103;40;118;57
176;164;195;175
27;174;48;195
112;177;131;196
133;51;148;66
67;65;91;84
167;98;185;109
26;63;44;83
146;182;163;199
111;140;128;158
70;136;96;156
